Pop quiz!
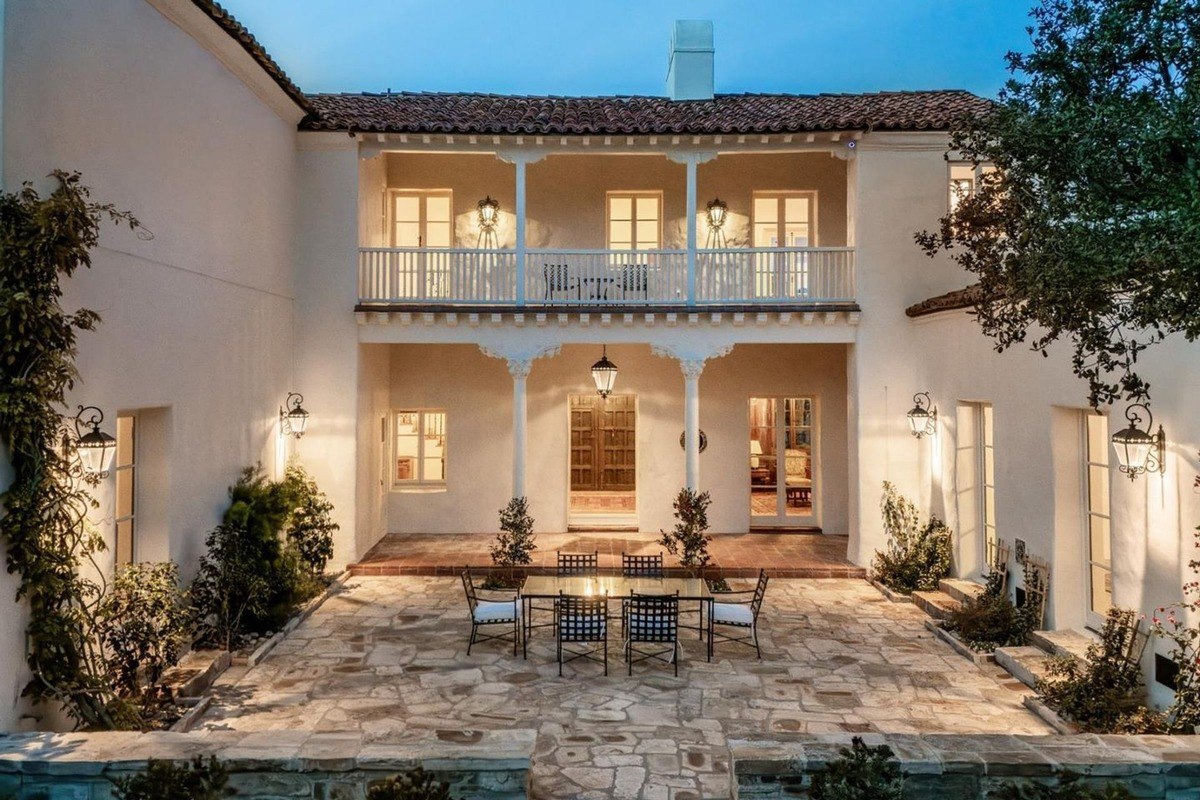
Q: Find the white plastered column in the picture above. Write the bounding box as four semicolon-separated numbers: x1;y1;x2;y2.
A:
480;343;560;500
653;343;733;490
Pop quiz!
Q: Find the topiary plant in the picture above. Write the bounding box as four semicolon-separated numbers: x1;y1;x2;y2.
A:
810;737;903;800
367;768;452;800
485;496;536;589
111;757;232;800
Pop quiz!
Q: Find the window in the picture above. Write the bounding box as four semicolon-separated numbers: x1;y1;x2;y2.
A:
390;190;453;248
752;191;816;248
980;404;997;551
114;414;136;566
607;192;661;250
392;410;446;487
949;163;976;214
1084;413;1112;627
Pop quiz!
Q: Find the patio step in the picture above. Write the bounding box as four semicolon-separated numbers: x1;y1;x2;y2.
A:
938;578;986;606
1029;628;1096;663
994;645;1055;690
911;589;961;621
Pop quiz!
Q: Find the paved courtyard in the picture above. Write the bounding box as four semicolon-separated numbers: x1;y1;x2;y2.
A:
200;576;1050;799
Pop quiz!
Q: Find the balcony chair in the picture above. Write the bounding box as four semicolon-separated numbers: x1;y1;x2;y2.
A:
710;570;769;659
461;570;519;656
543;263;576;301
624;592;681;676
620;263;649;301
556;593;609;676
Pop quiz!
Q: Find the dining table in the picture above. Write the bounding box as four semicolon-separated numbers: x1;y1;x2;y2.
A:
519;574;714;661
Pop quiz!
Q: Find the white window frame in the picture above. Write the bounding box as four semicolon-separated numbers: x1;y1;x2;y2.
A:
388;189;454;248
114;413;137;567
390;409;447;490
748;395;819;527
1082;411;1113;630
606;191;663;251
750;190;819;248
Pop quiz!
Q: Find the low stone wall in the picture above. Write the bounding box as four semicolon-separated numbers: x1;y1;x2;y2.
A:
0;728;534;799
732;733;1200;798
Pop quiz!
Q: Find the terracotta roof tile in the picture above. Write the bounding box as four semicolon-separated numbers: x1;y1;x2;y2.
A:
905;284;987;318
301;90;992;136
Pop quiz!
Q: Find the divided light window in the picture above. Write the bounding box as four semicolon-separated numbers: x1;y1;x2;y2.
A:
607;192;661;250
949;163;997;214
114;414;136;567
980;404;996;551
752;192;816;248
393;410;447;487
390;190;453;248
1084;413;1112;627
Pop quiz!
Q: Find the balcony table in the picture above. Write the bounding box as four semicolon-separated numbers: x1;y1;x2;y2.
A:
519;575;714;661
577;274;617;301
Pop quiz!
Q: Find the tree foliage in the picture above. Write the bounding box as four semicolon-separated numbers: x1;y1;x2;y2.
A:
810;737;903;800
870;482;953;594
111;757;232;800
659;488;713;575
917;0;1200;407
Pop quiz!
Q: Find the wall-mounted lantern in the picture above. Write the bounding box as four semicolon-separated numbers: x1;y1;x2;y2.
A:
705;197;728;247
1111;403;1165;480
591;346;618;398
72;405;117;478
477;196;500;248
281;392;309;438
907;392;937;439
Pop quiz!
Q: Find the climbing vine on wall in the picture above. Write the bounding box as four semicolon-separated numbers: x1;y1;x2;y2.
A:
0;170;143;728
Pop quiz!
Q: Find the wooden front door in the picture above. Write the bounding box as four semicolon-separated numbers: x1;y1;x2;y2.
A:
570;394;636;491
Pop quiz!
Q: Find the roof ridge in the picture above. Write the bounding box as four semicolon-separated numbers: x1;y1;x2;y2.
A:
303;89;983;102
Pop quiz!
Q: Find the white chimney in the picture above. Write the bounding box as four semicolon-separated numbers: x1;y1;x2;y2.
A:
666;20;714;101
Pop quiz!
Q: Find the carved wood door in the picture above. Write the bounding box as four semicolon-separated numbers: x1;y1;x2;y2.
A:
570;394;636;491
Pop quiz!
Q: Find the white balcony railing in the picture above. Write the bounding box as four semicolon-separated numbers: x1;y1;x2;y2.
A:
357;246;855;307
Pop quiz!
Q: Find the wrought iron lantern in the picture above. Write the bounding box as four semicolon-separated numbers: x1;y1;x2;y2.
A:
72;405;117;478
591;346;618;398
1111;403;1165;480
705;197;728;230
907;392;937;438
281;392;309;438
477;195;500;230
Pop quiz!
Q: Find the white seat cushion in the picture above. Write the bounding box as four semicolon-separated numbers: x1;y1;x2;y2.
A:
473;600;516;623
712;602;754;626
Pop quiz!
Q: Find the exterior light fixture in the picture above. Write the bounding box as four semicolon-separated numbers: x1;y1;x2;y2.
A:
72;405;117;478
591;346;618;398
1111;403;1165;480
907;392;937;438
477;196;500;229
705;197;728;248
281;392;309;438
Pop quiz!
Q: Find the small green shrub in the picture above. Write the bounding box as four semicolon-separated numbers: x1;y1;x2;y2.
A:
111;756;232;800
944;571;1037;652
1038;608;1163;733
191;521;269;651
484;496;536;589
282;460;338;577
95;562;191;696
367;767;452;800
809;737;902;800
659;488;713;577
870;482;952;594
989;775;1134;799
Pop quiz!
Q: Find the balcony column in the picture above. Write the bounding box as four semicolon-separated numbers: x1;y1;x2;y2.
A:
514;157;527;307
666;150;716;307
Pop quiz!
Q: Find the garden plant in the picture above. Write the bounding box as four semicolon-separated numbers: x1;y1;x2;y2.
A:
485;496;537;588
871;482;952;595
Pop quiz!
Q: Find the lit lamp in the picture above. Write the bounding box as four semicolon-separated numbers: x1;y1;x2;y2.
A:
705;197;728;247
591;346;618;398
1111;403;1165;480
907;392;937;439
750;439;764;468
281;392;309;438
72;405;117;478
477;195;500;248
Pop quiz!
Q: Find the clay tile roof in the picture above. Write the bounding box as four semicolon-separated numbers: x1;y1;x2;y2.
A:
300;90;993;135
189;0;314;116
905;284;988;318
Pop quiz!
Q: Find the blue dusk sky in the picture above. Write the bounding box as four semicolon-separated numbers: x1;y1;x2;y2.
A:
219;1;1035;99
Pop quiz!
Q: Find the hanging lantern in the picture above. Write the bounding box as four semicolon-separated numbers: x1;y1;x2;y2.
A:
1111;403;1165;480
706;197;728;230
906;392;937;439
72;406;117;477
477;196;500;230
591;346;618;398
281;392;310;438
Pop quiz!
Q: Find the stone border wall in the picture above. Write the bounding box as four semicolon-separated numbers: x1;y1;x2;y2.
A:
732;733;1200;798
0;729;534;799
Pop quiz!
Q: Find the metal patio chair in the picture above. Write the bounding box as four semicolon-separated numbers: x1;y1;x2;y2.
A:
543;263;576;301
461;570;519;656
556;593;609;676
710;570;769;659
620;263;649;301
558;550;599;576
624;592;681;676
620;552;665;634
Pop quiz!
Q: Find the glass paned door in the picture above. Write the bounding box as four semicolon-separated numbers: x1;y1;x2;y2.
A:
114;414;136;567
1084;413;1113;628
752;192;816;299
749;397;816;525
391;190;453;298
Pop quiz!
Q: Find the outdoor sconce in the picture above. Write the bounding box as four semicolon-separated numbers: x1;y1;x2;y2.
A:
477;196;499;229
281;392;310;439
907;392;937;439
72;405;117;479
1111;403;1166;480
591;346;618;398
705;197;728;247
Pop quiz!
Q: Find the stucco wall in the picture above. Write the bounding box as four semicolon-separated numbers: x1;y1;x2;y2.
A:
1;0;299;730
384;343;848;535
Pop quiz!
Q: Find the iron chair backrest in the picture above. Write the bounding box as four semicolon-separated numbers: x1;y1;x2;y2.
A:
626;593;679;643
461;570;479;615
558;550;599;576
544;264;572;292
557;593;608;643
622;552;664;578
749;570;769;621
621;263;649;292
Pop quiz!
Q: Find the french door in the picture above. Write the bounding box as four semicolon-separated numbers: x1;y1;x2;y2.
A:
1083;412;1113;630
749;397;817;526
570;394;636;492
751;192;817;298
390;190;452;297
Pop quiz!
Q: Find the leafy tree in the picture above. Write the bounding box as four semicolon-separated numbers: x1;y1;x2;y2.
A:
810;737;903;800
96;562;191;696
917;0;1200;408
282;459;338;576
659;488;713;576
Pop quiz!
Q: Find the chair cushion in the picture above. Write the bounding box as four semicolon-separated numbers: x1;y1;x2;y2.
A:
473;600;516;623
712;602;754;626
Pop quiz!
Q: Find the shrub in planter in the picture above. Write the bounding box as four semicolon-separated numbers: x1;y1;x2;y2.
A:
367;768;452;800
111;756;232;800
190;521;269;651
282;460;338;577
1038;607;1164;733
989;777;1134;799
809;737;902;800
95;562;191;697
485;496;537;589
870;482;952;594
659;488;713;576
943;570;1037;652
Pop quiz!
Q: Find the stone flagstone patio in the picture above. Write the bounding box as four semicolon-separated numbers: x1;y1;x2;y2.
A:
199;576;1050;799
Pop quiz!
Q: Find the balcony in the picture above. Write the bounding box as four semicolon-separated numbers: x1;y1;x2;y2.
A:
356;246;855;309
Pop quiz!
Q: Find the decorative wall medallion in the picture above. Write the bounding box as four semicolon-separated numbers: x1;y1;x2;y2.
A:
679;430;708;453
